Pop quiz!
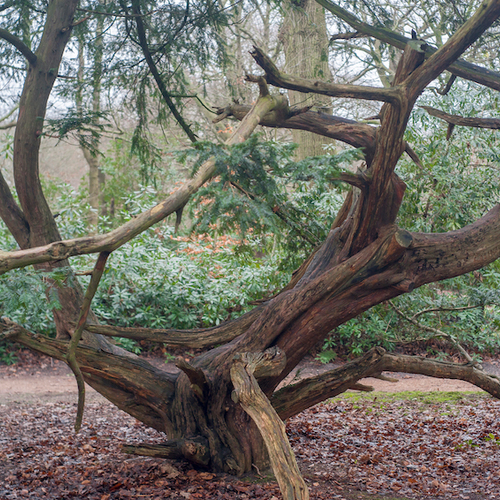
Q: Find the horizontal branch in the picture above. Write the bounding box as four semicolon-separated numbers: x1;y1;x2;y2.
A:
271;347;385;420
379;352;500;398
421;105;500;130
0;93;283;274
272;347;500;420
0;27;37;65
251;46;402;104
1;320;176;432
315;0;500;92
83;306;261;348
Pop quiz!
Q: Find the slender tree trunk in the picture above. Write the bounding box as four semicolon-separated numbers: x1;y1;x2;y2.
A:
77;5;105;229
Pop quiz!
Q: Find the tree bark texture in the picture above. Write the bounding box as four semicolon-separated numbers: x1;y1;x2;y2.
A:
1;0;500;487
280;0;335;160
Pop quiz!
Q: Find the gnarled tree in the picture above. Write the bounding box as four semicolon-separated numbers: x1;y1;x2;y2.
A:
2;1;500;498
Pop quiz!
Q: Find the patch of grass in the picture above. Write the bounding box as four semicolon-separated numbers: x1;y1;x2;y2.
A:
335;390;487;405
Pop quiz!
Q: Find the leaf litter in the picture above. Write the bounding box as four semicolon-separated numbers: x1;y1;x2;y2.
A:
0;393;499;499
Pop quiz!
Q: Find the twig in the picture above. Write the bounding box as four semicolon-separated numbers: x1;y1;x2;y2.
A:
388;300;481;368
411;304;482;321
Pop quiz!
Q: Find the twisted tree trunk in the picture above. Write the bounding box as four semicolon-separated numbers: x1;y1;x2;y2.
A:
2;2;500;497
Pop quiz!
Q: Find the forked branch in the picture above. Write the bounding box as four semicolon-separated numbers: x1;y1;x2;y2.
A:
421;105;500;130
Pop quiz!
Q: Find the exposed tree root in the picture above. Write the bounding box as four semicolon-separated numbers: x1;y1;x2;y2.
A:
123;437;211;467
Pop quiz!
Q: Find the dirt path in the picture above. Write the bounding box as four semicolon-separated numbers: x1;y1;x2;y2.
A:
2;354;499;405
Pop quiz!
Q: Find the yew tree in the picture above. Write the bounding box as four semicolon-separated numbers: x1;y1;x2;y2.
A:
2;0;500;497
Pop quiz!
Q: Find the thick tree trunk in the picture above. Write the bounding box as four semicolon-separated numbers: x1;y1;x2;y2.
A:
280;0;335;159
2;2;500;495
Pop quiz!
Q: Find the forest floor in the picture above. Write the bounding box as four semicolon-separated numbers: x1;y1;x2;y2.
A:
1;350;500;500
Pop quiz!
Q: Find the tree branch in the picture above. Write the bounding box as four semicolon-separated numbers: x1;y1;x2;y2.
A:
83;306;262;348
271;347;385;420
250;46;402;104
420;105;500;130
0;120;16;130
131;0;197;143
0;93;283;274
67;251;110;432
231;350;308;500
315;0;500;92
387;300;478;366
0;170;30;249
408;204;500;286
379;352;500;398
0;27;37;65
406;0;500;97
271;347;500;421
0;320;177;433
411;304;483;321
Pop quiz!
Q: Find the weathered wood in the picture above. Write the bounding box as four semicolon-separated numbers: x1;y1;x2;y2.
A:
421;105;500;130
123;437;210;466
379;353;500;398
271;347;385;420
82;306;262;347
231;350;309;500
251;46;401;104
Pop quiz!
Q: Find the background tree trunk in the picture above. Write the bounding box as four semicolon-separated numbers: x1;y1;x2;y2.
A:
280;0;335;159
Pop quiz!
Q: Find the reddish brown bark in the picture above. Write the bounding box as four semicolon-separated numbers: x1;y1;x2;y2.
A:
1;0;500;485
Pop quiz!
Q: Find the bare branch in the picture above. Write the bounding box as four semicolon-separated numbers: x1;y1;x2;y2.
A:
0;93;283;274
0;120;16;130
231;349;308;499
0;27;37;65
67;251;110;432
84;306;261;347
315;0;500;92
388;300;479;367
420;105;500;130
271;348;385;420
407;0;500;96
379;352;500;398
412;304;483;320
251;46;402;104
